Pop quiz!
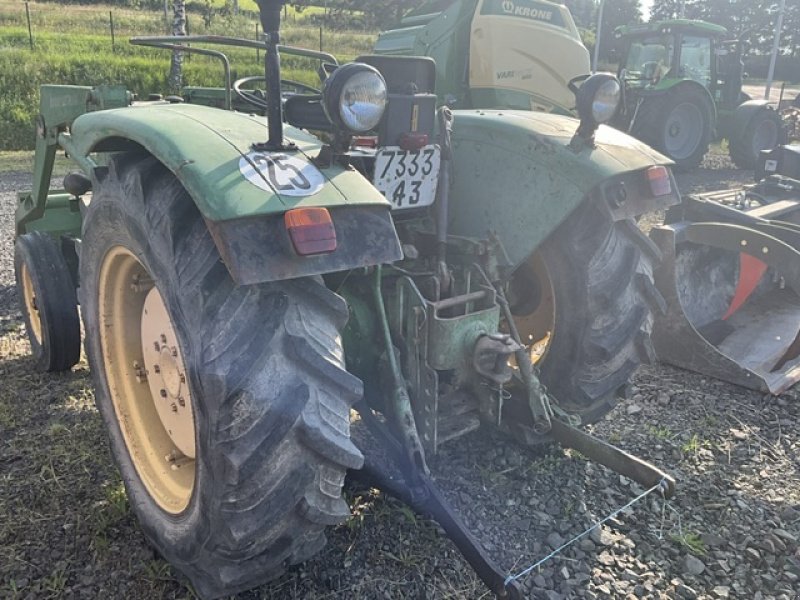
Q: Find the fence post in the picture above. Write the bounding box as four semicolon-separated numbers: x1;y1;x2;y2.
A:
319;26;323;52
25;2;33;51
110;11;116;52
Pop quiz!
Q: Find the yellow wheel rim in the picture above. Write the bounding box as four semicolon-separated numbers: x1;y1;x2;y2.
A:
98;246;196;514
20;263;43;345
508;253;556;364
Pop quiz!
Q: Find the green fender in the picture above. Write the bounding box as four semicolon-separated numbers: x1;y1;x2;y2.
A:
68;103;390;221
447;109;674;268
66;103;401;284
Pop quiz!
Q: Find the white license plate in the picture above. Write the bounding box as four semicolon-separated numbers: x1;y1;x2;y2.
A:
373;145;441;210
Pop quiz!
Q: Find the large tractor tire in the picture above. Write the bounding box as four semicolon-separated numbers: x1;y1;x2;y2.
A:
728;108;786;170
80;154;363;599
634;88;712;171
14;231;81;372
508;200;662;425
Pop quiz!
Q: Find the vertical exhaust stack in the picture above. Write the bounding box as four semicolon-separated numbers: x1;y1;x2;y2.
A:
255;0;287;150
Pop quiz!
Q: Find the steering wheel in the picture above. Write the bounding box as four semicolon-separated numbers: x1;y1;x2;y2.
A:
233;75;320;111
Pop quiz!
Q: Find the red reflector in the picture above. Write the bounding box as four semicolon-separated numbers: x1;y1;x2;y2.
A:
351;136;378;149
646;165;672;197
284;208;337;256
399;133;429;151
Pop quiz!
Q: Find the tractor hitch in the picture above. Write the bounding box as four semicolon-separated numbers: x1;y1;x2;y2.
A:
353;400;675;599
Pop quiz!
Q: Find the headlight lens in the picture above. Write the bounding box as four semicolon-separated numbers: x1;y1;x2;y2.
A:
591;79;621;124
323;63;387;133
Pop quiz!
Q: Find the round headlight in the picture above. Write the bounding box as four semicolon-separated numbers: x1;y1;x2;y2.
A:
591;79;621;124
323;63;387;133
575;73;621;127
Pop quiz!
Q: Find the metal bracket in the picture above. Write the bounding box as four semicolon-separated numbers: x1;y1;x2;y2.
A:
352;404;524;600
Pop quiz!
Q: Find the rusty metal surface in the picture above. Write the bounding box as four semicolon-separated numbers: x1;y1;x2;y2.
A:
550;419;676;499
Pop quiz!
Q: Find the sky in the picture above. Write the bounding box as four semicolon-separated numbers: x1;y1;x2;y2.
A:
641;0;654;19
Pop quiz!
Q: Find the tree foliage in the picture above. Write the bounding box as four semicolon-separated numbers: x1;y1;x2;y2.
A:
597;0;643;63
649;0;800;56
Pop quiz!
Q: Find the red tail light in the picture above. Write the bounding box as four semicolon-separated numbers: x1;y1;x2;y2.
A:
646;166;672;197
284;207;337;255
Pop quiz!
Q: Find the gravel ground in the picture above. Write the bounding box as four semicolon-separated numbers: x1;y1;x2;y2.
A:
1;149;798;600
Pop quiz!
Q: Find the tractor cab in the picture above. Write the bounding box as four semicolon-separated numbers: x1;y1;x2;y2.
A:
616;20;727;96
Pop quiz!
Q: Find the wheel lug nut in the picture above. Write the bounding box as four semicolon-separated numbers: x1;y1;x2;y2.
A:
171;403;178;413
160;389;167;398
178;397;186;407
153;365;161;374
171;347;178;357
153;342;160;351
160;334;167;343
179;374;185;384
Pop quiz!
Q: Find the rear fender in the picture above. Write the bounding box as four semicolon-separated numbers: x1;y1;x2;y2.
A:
67;104;401;284
446;109;680;270
722;99;772;142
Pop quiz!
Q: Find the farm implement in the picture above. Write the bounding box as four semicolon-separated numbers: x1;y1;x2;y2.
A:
14;0;680;597
650;144;800;393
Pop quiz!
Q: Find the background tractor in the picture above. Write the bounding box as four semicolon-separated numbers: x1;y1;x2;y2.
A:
13;0;678;597
614;20;787;170
376;5;787;171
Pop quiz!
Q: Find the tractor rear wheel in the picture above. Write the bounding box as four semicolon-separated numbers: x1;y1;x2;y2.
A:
80;154;363;599
635;88;711;170
729;108;785;170
508;200;662;425
14;231;81;372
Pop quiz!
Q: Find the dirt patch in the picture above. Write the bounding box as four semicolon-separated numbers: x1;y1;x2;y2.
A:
1;156;798;600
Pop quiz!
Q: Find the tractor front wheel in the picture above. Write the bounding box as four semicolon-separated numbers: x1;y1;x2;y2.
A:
14;231;80;372
508;200;662;425
80;155;363;598
729;108;786;170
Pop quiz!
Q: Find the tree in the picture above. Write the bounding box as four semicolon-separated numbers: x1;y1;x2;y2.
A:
564;0;597;29
168;0;187;93
597;0;643;63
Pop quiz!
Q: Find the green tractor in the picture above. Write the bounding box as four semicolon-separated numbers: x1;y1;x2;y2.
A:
614;19;787;170
13;0;678;597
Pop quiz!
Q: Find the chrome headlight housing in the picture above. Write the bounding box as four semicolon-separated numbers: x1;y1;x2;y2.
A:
323;63;387;133
576;73;622;127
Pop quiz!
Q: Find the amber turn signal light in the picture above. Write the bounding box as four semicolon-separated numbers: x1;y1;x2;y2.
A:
646;165;672;197
284;207;337;255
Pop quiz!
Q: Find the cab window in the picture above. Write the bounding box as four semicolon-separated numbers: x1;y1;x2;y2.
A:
679;36;712;87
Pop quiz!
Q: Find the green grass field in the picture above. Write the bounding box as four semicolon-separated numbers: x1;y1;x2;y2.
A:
0;0;377;150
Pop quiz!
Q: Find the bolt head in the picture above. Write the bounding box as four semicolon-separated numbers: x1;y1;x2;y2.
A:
160;389;167;398
153;342;160;351
160;334;167;343
153;365;161;374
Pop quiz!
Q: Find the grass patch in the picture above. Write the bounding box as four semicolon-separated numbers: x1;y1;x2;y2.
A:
670;531;707;556
0;150;71;176
0;0;378;150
